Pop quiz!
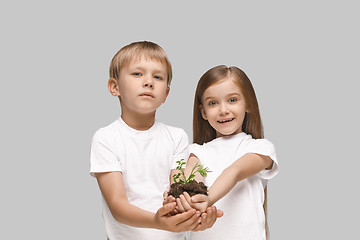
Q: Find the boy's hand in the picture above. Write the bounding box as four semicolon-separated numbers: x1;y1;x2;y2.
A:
154;202;201;232
162;192;177;215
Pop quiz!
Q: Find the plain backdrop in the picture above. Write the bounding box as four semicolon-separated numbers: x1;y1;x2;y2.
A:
1;0;359;239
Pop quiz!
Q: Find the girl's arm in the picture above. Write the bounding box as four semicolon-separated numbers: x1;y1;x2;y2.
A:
198;153;273;206
95;171;200;232
166;155;224;230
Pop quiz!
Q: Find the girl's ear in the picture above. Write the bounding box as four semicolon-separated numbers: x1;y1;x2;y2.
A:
199;104;208;120
108;78;120;96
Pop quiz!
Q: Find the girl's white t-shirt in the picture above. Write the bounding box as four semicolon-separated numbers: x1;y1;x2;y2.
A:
189;132;279;240
90;117;189;240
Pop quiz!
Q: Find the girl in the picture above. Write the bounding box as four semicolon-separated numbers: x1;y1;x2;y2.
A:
176;65;279;240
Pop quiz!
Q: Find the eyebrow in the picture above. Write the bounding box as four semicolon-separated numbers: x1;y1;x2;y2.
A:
203;93;241;102
129;65;166;75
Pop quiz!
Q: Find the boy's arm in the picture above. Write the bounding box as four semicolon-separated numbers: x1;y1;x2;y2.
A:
196;153;273;206
96;171;200;232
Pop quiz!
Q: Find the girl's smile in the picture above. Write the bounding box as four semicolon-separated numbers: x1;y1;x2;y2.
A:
217;118;235;123
200;77;247;138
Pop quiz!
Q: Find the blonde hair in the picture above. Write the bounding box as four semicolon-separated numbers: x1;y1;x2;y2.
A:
109;41;172;86
193;65;270;239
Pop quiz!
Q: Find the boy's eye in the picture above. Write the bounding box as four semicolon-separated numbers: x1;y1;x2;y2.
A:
132;72;141;77
154;75;163;80
229;98;237;103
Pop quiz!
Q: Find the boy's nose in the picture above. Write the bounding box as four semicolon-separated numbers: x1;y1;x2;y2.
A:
143;76;154;88
144;82;153;88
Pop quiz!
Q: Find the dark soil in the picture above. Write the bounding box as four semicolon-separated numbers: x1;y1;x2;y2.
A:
168;180;208;198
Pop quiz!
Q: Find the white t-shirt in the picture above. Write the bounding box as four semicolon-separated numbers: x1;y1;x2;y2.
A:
189;132;279;240
90;117;189;240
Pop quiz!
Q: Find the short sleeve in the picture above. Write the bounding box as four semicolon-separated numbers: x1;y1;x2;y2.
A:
171;129;190;169
89;129;122;177
245;139;279;180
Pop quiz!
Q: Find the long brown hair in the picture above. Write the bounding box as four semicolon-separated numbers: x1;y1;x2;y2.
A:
193;65;263;144
193;65;270;239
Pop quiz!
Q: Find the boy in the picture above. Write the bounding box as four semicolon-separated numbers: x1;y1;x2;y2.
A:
90;41;220;240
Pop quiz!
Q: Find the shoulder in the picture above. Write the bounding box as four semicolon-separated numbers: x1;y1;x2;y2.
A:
91;119;122;144
157;121;189;139
243;136;275;152
189;143;202;152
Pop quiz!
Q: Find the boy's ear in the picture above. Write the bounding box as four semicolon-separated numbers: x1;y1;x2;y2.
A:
199;104;207;120
108;78;120;97
162;87;170;103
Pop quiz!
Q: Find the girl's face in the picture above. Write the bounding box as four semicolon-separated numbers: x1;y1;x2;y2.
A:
200;77;247;138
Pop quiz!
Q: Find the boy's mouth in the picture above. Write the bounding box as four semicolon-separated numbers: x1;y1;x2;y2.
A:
217;118;235;123
140;92;154;98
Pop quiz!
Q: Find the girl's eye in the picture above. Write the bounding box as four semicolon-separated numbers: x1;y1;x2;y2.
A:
229;98;237;103
209;101;217;106
154;75;163;80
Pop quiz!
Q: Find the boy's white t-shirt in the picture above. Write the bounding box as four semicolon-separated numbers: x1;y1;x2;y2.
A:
90;117;189;240
189;132;279;240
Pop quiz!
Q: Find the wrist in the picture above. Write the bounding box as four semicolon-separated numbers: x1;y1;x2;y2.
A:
207;193;216;206
152;212;162;230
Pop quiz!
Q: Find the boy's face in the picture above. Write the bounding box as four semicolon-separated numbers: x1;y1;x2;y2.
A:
113;57;170;116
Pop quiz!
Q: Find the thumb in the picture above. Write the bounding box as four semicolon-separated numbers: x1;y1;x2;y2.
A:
158;202;176;217
191;194;207;203
217;209;224;218
163;191;168;199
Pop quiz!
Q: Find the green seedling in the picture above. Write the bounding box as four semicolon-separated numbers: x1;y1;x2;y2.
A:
172;159;211;183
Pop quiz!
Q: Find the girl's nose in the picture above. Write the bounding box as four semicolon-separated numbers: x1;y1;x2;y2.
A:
219;103;229;115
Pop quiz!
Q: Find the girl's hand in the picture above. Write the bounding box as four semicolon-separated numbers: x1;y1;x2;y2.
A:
177;192;210;213
186;192;211;213
192;206;224;231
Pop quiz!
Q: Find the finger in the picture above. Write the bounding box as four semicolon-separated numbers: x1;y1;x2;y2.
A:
158;202;177;217
164;196;176;205
180;194;193;211
175;210;201;231
163;191;168;199
187;214;202;230
192;223;203;232
191;194;207;203
171;208;197;226
216;206;224;218
176;198;186;213
163;197;170;205
193;213;208;231
183;192;194;207
203;206;220;229
205;208;216;228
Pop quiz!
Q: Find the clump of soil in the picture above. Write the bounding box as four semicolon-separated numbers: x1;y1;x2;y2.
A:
168;180;208;198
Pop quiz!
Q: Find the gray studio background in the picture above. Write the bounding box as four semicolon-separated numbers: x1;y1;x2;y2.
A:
1;1;359;239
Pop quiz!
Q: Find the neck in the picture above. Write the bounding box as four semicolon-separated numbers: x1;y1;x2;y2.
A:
121;112;156;131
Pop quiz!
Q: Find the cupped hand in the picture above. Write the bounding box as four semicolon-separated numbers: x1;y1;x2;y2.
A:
155;202;201;232
192;206;224;231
